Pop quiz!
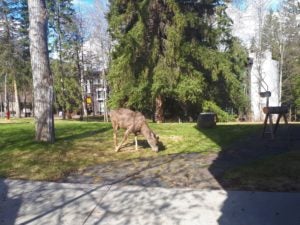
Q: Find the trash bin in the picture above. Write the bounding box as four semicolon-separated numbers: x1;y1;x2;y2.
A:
6;111;10;120
197;112;216;128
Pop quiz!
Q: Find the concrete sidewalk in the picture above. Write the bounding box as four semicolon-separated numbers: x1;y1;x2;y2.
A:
1;179;300;225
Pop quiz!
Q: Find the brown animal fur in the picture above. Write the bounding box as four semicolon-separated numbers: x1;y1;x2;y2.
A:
110;108;159;152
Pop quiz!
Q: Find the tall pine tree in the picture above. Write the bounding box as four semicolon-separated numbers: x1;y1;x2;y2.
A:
107;0;247;122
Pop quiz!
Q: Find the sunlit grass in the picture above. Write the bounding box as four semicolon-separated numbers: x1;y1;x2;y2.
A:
0;118;260;181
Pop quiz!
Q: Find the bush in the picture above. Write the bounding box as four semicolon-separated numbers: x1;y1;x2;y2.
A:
202;101;236;122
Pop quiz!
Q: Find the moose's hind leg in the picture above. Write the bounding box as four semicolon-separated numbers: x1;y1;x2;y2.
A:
116;127;133;152
113;131;118;152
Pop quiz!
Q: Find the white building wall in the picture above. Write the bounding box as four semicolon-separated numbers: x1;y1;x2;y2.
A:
250;51;280;121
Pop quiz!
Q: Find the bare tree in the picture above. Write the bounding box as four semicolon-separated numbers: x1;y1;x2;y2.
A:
73;3;88;118
242;0;273;120
28;0;55;142
83;0;112;121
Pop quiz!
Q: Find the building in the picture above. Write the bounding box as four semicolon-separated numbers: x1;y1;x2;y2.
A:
84;70;109;116
82;31;110;116
248;51;280;121
227;3;281;121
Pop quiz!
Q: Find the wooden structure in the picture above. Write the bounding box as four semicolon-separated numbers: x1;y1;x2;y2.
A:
262;106;288;139
260;91;288;138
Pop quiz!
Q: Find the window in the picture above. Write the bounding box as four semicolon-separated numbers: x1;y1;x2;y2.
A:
97;90;105;100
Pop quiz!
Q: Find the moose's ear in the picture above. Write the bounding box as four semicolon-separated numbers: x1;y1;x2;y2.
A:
156;135;159;140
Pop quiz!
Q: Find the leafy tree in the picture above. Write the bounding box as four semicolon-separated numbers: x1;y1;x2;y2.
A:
0;0;31;118
260;1;300;121
279;0;300;119
107;0;247;122
261;11;281;60
52;60;82;117
68;13;88;119
47;0;81;118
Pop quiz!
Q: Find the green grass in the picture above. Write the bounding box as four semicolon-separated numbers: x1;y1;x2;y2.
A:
0;118;260;181
224;151;300;191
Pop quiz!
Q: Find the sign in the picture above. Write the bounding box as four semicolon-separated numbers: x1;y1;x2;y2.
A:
86;96;92;104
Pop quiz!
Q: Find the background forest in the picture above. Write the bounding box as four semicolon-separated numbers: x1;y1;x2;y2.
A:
0;0;299;126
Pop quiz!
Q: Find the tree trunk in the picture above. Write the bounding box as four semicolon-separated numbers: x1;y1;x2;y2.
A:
24;91;27;117
28;0;55;143
31;90;35;117
75;44;87;119
13;77;21;118
155;95;164;123
4;74;9;120
279;43;284;106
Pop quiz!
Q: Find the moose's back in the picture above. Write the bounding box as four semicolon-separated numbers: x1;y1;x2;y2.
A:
110;108;146;131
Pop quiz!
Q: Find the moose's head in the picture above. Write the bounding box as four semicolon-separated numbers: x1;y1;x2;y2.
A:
147;131;159;152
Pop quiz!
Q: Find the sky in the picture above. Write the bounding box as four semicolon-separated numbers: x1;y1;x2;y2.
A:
72;0;286;48
233;0;284;10
75;0;283;7
262;0;284;10
74;0;283;12
73;0;108;10
228;0;286;48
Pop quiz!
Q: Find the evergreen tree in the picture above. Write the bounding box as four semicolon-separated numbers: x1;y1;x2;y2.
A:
280;0;300;119
107;0;247;121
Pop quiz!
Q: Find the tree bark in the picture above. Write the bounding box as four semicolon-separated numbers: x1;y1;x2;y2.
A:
28;0;55;143
155;95;164;123
75;46;87;119
24;91;27;117
4;74;9;120
13;77;21;118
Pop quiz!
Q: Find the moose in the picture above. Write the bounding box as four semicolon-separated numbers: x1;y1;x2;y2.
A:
110;108;159;152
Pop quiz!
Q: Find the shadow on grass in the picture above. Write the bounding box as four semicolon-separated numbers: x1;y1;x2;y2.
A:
196;123;300;190
127;139;166;152
0;123;111;152
56;127;111;142
197;122;300;225
0;122;113;180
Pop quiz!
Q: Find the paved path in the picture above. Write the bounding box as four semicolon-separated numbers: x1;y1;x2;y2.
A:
1;179;300;225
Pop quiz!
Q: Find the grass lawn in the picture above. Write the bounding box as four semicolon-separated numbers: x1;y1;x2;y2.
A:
0;118;260;181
